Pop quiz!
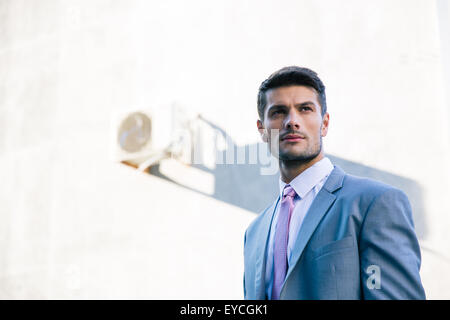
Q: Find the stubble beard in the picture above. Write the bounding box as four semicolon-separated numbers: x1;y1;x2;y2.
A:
277;135;323;164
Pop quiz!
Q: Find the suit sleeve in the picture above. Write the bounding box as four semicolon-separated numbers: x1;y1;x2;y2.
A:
359;188;426;299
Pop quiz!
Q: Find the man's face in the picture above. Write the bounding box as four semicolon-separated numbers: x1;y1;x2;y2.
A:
257;85;329;161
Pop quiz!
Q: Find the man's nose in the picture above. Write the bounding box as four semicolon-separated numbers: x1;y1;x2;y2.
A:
284;109;301;130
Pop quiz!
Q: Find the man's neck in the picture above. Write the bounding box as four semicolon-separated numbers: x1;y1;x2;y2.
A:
279;153;324;184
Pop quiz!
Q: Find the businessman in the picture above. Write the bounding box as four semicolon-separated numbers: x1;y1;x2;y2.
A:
243;66;426;299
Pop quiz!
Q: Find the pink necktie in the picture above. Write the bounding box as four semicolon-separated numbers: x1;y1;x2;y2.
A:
271;185;297;300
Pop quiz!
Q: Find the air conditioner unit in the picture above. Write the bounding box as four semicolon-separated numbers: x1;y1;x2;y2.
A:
110;104;194;170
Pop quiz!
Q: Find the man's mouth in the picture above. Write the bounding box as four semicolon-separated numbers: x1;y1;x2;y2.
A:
281;134;305;142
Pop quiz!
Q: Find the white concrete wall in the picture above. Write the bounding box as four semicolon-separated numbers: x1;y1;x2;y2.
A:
1;0;449;299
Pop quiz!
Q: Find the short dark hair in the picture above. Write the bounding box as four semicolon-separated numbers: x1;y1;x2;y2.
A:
257;66;327;120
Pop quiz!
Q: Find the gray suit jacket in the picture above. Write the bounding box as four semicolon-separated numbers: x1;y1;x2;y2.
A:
243;165;425;299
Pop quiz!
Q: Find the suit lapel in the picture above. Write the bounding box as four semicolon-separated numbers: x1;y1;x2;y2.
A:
254;196;280;299
282;165;346;290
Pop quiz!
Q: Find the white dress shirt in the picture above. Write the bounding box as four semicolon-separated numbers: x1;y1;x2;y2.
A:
265;157;334;299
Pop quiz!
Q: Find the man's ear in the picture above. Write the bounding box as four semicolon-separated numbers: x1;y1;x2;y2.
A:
321;112;329;137
257;119;268;142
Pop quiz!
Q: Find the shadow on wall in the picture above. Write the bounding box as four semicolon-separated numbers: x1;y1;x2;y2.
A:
148;118;427;239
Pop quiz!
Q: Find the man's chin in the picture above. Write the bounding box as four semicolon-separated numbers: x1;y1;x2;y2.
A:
278;148;306;159
278;151;320;162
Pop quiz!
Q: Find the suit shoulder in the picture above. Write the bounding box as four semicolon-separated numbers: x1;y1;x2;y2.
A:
341;173;406;198
338;173;412;213
338;173;413;229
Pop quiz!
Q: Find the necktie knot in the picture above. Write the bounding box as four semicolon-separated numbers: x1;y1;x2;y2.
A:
283;185;296;200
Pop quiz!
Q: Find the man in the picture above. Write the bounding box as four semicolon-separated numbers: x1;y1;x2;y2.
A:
243;66;425;299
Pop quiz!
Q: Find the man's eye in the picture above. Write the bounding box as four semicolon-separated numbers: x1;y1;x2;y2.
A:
300;106;312;111
272;110;284;115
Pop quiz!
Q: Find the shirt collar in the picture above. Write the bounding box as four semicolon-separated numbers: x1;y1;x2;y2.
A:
278;157;334;199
